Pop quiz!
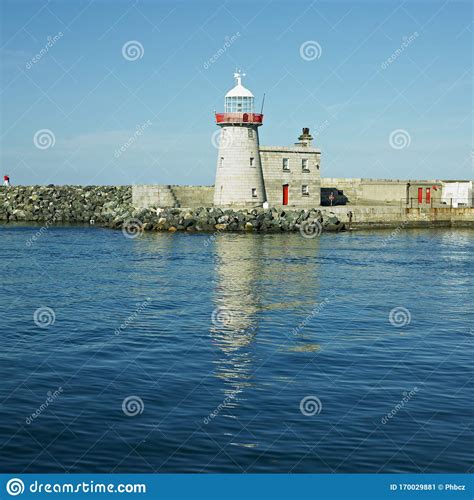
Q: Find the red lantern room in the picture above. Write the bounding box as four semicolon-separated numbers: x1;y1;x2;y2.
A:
215;71;263;126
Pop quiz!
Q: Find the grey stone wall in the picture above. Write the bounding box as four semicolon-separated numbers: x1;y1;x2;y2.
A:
327;204;474;228
132;185;178;209
132;185;213;209
321;178;443;205
171;186;214;208
260;146;321;207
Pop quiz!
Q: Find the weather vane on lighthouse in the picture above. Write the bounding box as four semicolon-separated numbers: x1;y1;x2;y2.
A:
233;70;246;86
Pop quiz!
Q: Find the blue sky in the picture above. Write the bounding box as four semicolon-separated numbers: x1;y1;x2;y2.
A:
0;0;472;185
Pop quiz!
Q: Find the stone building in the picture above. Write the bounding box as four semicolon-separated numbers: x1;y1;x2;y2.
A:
213;72;321;208
260;128;321;208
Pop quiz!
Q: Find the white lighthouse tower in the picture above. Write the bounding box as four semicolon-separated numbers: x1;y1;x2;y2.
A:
213;71;266;207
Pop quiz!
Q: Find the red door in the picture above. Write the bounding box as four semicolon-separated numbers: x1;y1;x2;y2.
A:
282;184;289;205
418;187;423;204
425;188;431;204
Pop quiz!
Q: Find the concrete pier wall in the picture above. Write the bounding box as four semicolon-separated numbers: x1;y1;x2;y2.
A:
321;178;443;205
132;185;213;209
326;204;474;228
2;186;472;229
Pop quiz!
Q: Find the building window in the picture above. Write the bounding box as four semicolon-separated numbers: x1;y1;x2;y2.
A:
252;188;257;198
302;159;309;171
220;157;224;167
248;129;254;139
250;157;255;167
302;185;309;196
282;158;289;171
316;163;320;170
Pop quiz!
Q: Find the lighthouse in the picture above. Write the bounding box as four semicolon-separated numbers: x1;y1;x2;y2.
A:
213;72;266;207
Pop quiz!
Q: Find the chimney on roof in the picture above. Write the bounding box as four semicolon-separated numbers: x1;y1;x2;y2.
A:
295;127;313;147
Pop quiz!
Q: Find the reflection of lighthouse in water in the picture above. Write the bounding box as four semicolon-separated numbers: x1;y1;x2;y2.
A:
210;235;262;388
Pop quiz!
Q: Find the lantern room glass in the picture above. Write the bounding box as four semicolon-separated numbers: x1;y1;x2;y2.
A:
225;96;254;113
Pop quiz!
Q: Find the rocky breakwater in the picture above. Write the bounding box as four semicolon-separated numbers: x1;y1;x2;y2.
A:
119;207;344;235
0;186;344;234
0;186;132;224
